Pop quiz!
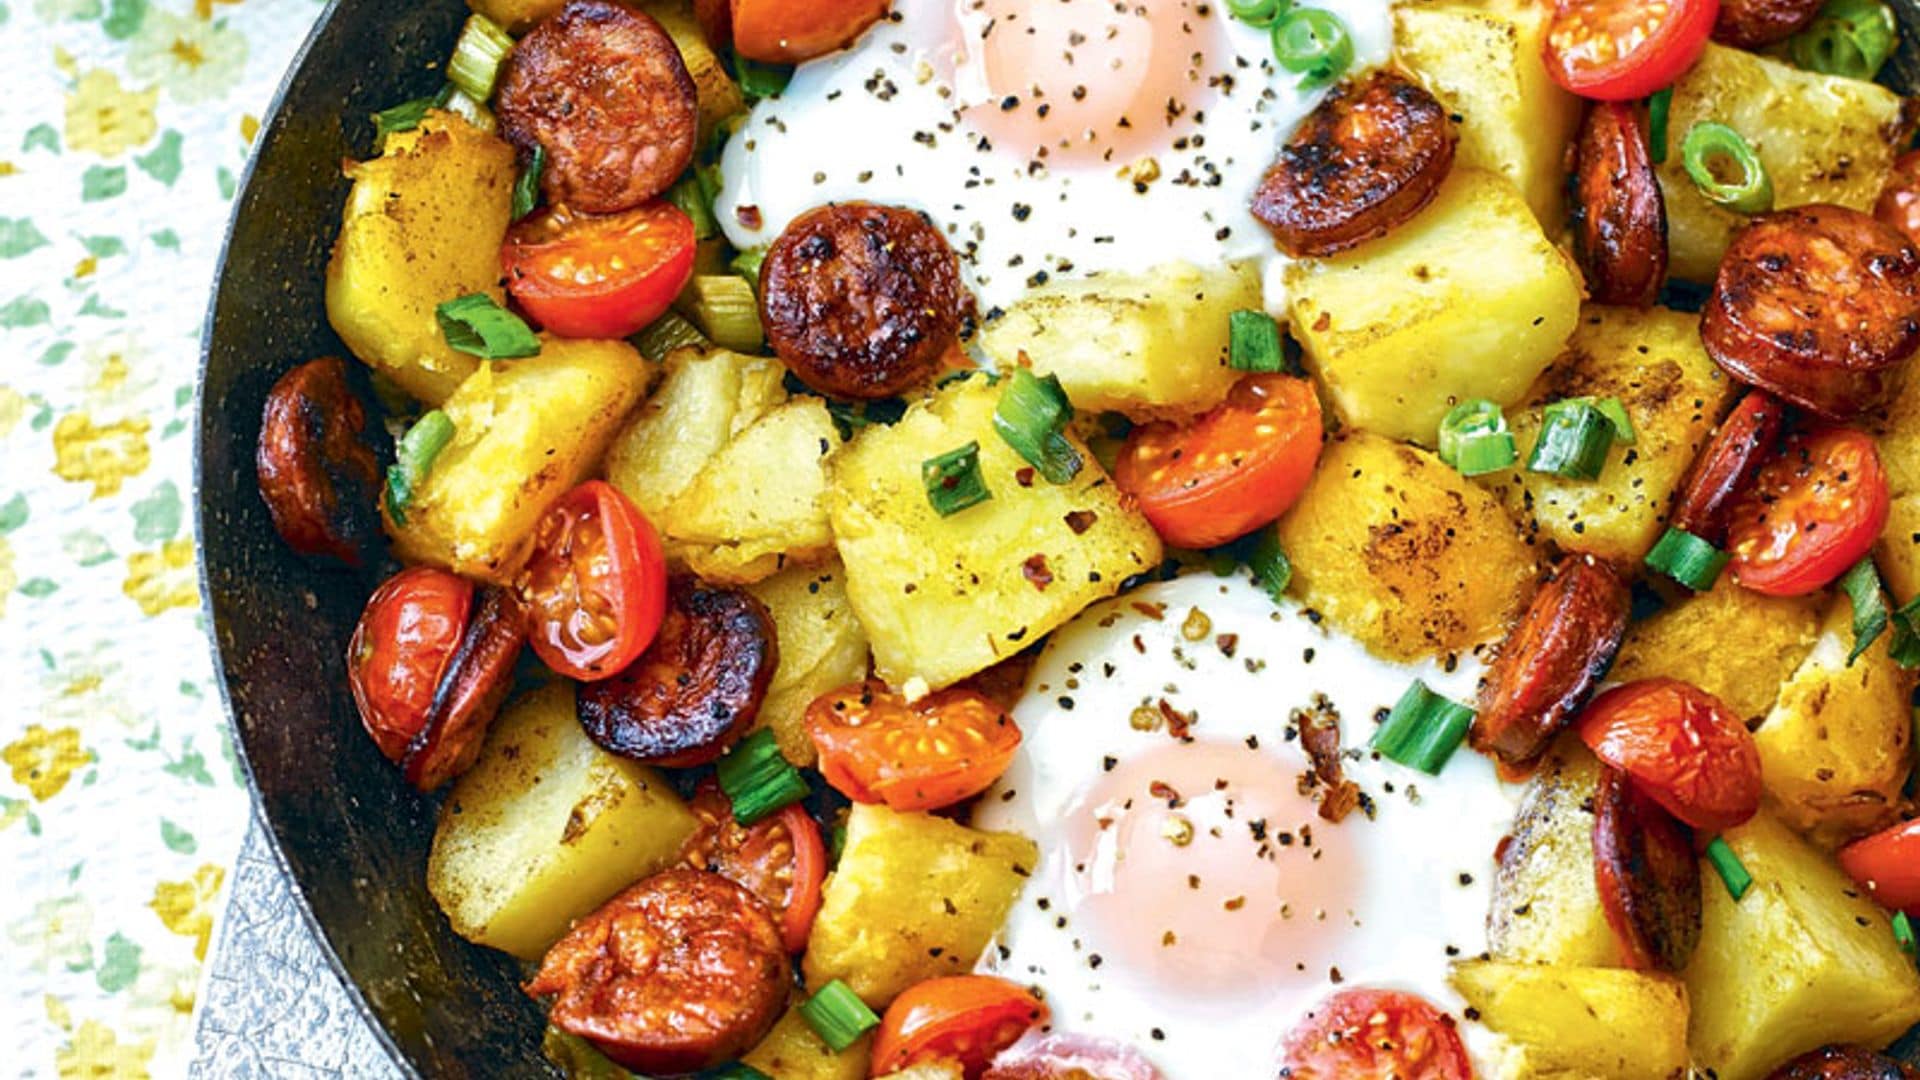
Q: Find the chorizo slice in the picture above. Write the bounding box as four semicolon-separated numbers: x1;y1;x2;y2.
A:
402;587;527;791
760;202;969;400
256;357;382;566
1768;1046;1920;1080
1572;101;1668;308
496;0;698;214
577;575;777;767
1704;205;1920;420
1472;554;1630;766
1713;0;1827;48
526;868;790;1076
1876;149;1920;249
1251;69;1456;258
1668;389;1786;545
1592;764;1703;973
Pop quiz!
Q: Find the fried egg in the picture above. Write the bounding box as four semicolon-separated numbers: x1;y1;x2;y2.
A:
714;0;1394;312
972;573;1520;1077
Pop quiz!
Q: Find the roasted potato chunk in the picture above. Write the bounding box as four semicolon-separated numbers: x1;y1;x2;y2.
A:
745;560;871;766
1452;961;1691;1080
1609;576;1825;724
603;346;787;527
663;397;840;584
1487;740;1624;968
1879;494;1920;603
741;1005;870;1080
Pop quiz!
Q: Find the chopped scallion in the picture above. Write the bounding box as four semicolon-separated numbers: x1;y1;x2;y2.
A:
633;310;710;362
1706;836;1753;901
798;980;879;1052
993;369;1083;484
436;293;541;359
668;173;718;240
1227;0;1287;26
1229;309;1286;373
439;87;497;134
1249;529;1293;601
1648;88;1673;165
732;246;769;291
678;275;763;352
715;729;810;825
511;144;545;221
923;441;992;517
1437;399;1517;477
1896;910;1917;957
1372;681;1474;775
372;88;450;147
827;821;848;863
737;59;794;99
1644;527;1731;592
384;410;455;525
1789;0;1897;81
1527;399;1615;481
1840;557;1891;665
1682;122;1774;216
1271;8;1353;90
1889;595;1920;669
1589;397;1636;445
448;13;515;103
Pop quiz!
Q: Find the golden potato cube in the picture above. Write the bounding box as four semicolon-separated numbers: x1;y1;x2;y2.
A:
1685;812;1920;1080
1610;575;1825;724
386;337;651;582
1487;741;1624;969
742;1005;871;1080
467;0;561;32
1286;168;1582;446
804;804;1037;1007
426;683;696;960
1658;43;1914;283
1478;306;1738;563
604;347;788;528
1874;372;1920;499
827;377;1163;689
664;397;841;584
1878;494;1920;604
977;261;1261;420
326;110;514;406
1273;431;1540;662
747;560;871;767
1452;961;1691;1080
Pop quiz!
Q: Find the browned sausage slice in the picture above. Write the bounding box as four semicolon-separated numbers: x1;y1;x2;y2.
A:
1713;0;1827;47
256;357;382;566
1472;555;1630;766
760;202;969;400
496;0;698;214
1572;101;1668;308
1251;70;1456;258
1592;763;1703;973
1768;1046;1920;1080
1877;149;1920;250
1704;205;1920;420
402;587;526;791
526;868;790;1076
1668;389;1785;545
577;575;777;767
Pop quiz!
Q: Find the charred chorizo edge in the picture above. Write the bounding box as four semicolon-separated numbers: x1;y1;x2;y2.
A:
1767;1046;1920;1080
402;586;526;791
1713;0;1827;48
1472;554;1630;766
1877;149;1920;250
1572;101;1668;309
1592;764;1703;973
1668;389;1785;545
256;357;382;566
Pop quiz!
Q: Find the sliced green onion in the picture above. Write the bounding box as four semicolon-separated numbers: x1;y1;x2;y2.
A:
1229;309;1286;373
678;275;763;352
715;728;810;825
436;293;541;359
1648;88;1673;165
732;246;769;291
1227;0;1288;27
372;87;452;148
668;173;718;240
1527;399;1615;481
1372;681;1474;775
1438;399;1518;477
993;369;1083;485
448;13;515;103
737;59;794;99
384;410;455;525
1588;397;1636;445
1706;836;1753;901
439;87;497;134
827;821;848;863
923;441;992;517
1272;8;1354;90
1682;123;1774;215
1249;529;1293;601
1896;910;1917;957
1840;557;1891;665
1789;0;1898;81
1890;596;1920;669
633;310;710;362
511;144;545;222
1645;527;1731;592
798;980;879;1052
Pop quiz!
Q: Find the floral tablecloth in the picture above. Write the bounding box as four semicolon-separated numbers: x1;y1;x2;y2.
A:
1;1;327;1075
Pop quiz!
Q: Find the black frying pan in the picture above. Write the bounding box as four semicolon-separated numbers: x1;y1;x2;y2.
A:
196;3;1920;1076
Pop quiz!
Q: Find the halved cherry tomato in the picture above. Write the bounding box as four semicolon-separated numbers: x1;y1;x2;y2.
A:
872;976;1048;1079
1280;989;1472;1080
729;0;889;63
1838;819;1920;915
1544;0;1719;101
680;780;826;954
983;1034;1165;1080
347;567;474;762
1725;427;1890;597
518;480;668;682
807;681;1022;812
503;202;696;340
1576;678;1762;832
1113;374;1324;550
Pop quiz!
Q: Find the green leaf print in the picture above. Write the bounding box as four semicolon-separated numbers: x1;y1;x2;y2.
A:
131;481;182;543
160;819;197;854
81;235;126;258
40;341;73;366
0;493;26;533
95;933;141;992
136;130;183;186
77;294;125;318
22;124;57;153
19;578;59;598
0;218;49;259
62;529;115;567
81;165;127;202
164;743;216;787
102;0;144;39
0;296;50;327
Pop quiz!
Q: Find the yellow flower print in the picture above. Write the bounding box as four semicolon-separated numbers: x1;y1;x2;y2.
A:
127;11;248;105
53;413;150;498
3;725;93;801
0;535;14;619
55;1020;154;1080
0;384;26;437
63;69;158;160
84;335;156;411
8;895;94;974
123;539;198;615
150;864;225;961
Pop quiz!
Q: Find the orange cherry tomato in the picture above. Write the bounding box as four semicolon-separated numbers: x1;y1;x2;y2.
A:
680;780;826;953
1575;678;1762;832
347;567;474;762
503;202;696;340
1113;374;1324;550
518;481;668;682
1725;427;1890;597
729;0;889;63
871;976;1048;1079
1544;0;1719;101
1839;819;1920;915
1280;989;1472;1080
806;681;1022;812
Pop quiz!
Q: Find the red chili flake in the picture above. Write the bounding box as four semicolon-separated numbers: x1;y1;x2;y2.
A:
1148;780;1184;806
1064;510;1099;535
1023;554;1053;591
1157;698;1194;742
1132;601;1167;620
1296;695;1360;824
1016;467;1036;488
1215;633;1238;658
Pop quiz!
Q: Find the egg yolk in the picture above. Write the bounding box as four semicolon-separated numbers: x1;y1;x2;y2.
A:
958;0;1225;166
1059;738;1359;997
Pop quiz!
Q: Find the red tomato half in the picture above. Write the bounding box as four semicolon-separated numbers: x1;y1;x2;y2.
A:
1576;678;1761;832
1545;0;1719;101
1114;374;1324;550
680;781;826;953
1839;819;1920;915
872;976;1049;1078
807;682;1022;812
503;202;696;340
1725;427;1890;597
1281;989;1472;1080
518;480;668;682
347;567;473;762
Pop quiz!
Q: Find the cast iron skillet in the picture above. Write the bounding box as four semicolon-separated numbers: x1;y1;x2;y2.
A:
198;2;1920;1076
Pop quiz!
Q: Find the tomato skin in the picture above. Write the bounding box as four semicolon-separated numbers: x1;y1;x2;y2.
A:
807;681;1022;812
730;0;889;62
1545;0;1719;101
1281;989;1472;1080
871;976;1048;1079
1838;820;1920;915
1113;374;1324;550
1576;679;1762;832
347;568;474;762
680;781;827;953
1725;427;1890;597
519;481;668;682
503;202;696;340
